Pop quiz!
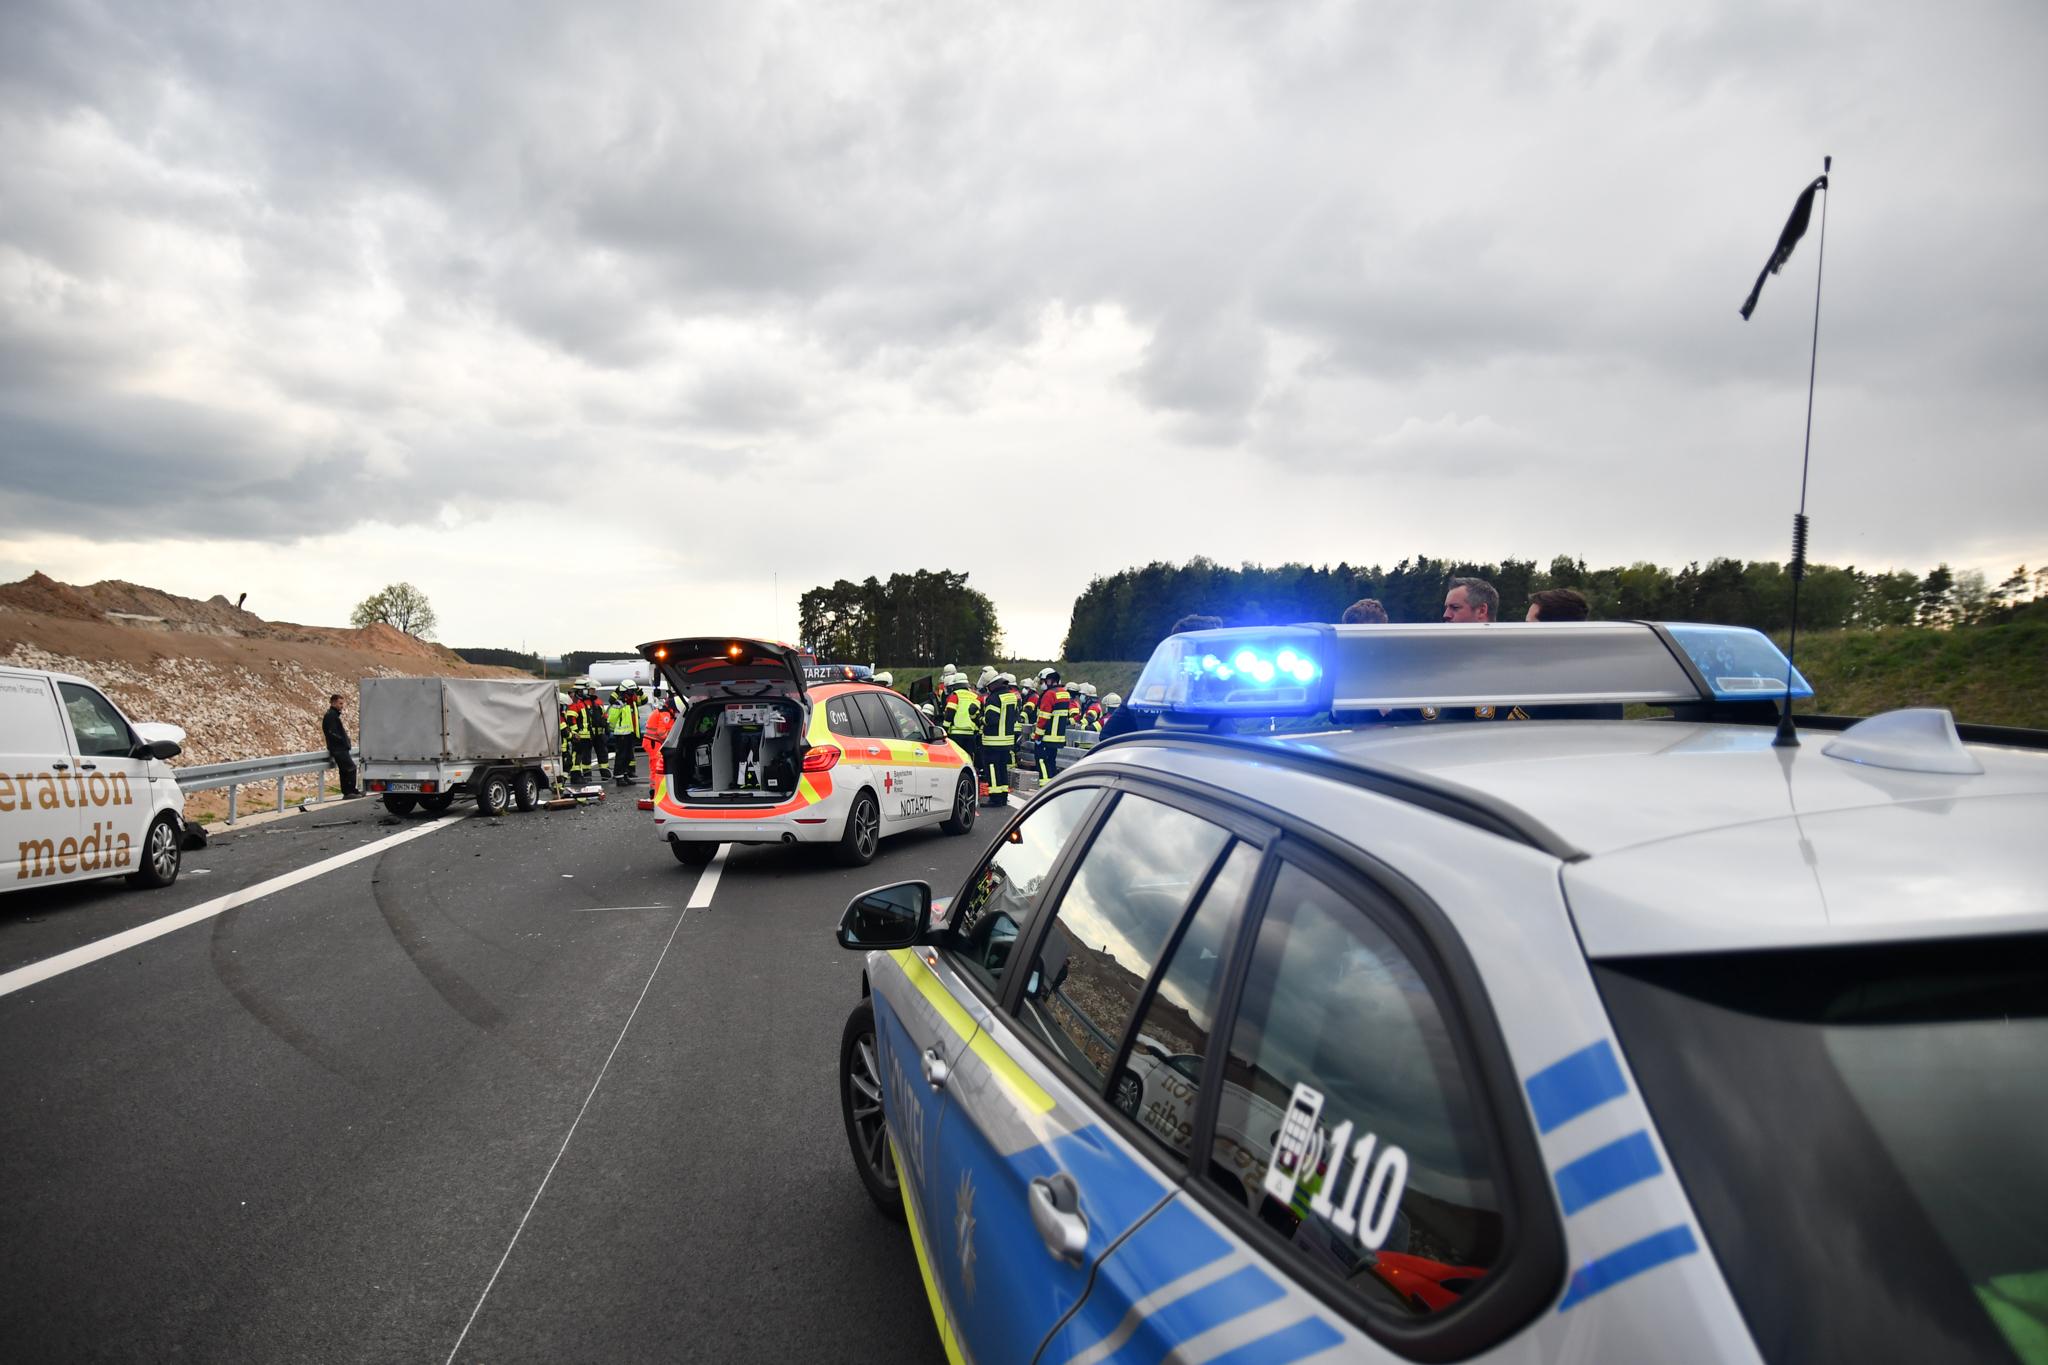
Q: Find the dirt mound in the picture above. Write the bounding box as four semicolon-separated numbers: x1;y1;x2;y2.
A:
0;572;528;814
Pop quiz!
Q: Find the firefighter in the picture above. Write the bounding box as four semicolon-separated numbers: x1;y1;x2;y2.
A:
1033;667;1073;783
607;685;644;786
557;692;575;783
1074;682;1101;729
940;669;982;771
979;672;1020;806
570;685;601;782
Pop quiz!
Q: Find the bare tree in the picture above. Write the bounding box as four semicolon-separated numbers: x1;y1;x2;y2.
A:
351;582;439;638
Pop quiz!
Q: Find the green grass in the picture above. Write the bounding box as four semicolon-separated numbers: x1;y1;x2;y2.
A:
896;620;2047;729
1779;621;2048;728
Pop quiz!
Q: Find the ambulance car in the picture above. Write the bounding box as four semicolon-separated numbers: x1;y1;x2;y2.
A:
832;620;2048;1365
639;637;978;867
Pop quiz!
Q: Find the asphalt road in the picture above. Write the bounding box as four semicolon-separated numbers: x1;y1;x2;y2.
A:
0;780;1023;1362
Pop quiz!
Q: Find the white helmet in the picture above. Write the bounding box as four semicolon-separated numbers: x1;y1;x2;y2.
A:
1077;682;1097;698
1037;667;1058;682
872;671;893;688
977;666;997;687
998;672;1017;686
918;702;936;718
1103;693;1122;709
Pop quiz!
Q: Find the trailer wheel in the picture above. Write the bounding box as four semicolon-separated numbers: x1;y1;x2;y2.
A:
477;772;513;817
421;793;456;813
514;770;541;811
382;794;419;816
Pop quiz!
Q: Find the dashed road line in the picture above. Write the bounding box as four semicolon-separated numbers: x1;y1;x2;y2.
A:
0;816;464;1001
685;844;731;909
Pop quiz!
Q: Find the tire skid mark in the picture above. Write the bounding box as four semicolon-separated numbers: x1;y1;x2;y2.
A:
208;905;384;1093
372;846;508;1034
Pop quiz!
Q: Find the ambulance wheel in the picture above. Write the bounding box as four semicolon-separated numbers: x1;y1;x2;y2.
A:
839;999;903;1220
477;773;513;817
837;791;881;867
128;814;182;889
514;771;541;811
382;794;419;816
420;793;455;813
940;771;977;835
670;838;717;867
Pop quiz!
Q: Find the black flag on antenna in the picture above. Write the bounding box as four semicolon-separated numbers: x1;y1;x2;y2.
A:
1739;171;1830;320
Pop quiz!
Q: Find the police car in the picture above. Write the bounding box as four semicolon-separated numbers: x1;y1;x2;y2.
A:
639;637;979;866
832;620;2048;1364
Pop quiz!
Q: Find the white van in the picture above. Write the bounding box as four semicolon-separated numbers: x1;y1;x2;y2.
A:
0;664;190;891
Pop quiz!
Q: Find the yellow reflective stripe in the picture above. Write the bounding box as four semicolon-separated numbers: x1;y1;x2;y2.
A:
808;706;833;743
891;949;1055;1115
893;1144;969;1365
797;774;821;803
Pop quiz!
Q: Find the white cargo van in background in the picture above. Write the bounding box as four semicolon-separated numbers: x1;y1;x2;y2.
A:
0;665;189;891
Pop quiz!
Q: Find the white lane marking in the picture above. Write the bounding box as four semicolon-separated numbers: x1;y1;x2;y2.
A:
685;844;731;909
0;816;464;1001
442;901;692;1364
568;905;671;914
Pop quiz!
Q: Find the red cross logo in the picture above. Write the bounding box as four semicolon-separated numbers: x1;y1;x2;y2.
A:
884;774;894;792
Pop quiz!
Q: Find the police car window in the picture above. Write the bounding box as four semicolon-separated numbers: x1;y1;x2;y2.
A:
822;694;862;738
1110;842;1259;1172
848;692;894;740
57;684;134;759
1014;795;1231;1093
875;693;928;742
938;788;1096;996
1220;861;1504;1322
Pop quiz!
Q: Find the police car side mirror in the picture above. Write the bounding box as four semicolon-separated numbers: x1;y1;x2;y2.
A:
836;880;931;950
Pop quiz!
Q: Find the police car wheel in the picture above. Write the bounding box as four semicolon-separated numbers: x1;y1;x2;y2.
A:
837;791;881;866
670;838;717;867
839;1000;903;1220
939;771;976;835
127;814;182;889
513;771;541;812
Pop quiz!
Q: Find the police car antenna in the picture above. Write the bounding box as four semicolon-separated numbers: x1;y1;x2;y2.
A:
1740;154;1832;747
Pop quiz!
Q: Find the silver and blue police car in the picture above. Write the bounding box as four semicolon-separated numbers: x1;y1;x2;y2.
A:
835;620;2048;1364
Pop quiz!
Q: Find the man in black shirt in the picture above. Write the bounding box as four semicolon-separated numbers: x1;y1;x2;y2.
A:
323;692;360;798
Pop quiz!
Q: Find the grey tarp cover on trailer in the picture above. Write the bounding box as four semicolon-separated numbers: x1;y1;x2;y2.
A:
359;678;559;762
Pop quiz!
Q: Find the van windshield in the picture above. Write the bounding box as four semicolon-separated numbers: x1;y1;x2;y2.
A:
1595;934;2048;1365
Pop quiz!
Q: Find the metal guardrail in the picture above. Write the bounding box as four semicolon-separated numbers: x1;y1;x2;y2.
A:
175;750;355;825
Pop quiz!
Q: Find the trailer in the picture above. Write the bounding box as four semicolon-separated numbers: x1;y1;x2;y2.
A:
359;677;560;816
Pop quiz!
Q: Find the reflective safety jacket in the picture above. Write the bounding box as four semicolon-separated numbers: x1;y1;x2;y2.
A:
942;685;982;736
1080;701;1104;729
644;706;675;749
606;699;641;738
567;700;596;740
1036;685;1072;743
980;687;1020;747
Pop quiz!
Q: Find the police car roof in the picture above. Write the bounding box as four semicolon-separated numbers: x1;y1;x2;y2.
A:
1103;719;2048;959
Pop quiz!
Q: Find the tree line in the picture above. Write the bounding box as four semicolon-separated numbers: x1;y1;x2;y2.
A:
1061;556;2043;661
799;570;1001;665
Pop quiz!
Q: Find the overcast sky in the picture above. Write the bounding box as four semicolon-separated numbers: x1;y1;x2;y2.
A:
2;0;2042;657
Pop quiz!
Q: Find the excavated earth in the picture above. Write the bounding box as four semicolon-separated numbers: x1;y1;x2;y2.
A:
0;573;524;819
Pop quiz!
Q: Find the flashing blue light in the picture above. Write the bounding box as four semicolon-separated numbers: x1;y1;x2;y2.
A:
1276;648;1298;670
1214;665;1235;681
1201;653;1220;672
1290;659;1317;684
1234;650;1257;673
1129;624;1334;717
1250;659;1276;684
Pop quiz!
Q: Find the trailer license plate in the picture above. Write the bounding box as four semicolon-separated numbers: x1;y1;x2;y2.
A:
386;781;422;793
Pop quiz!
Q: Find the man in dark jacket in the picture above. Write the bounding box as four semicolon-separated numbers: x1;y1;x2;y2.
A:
323;692;360;798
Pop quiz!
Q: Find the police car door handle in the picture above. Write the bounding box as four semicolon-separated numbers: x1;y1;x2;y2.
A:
1029;1173;1089;1262
921;1048;949;1090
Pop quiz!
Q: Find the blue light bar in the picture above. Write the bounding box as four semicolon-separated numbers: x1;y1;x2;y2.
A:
1660;624;1813;701
1129;625;1333;716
